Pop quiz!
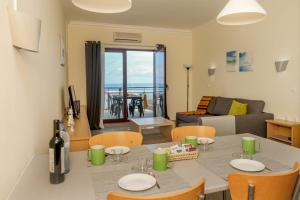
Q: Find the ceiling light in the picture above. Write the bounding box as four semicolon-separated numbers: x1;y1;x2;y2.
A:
72;0;132;14
217;0;267;25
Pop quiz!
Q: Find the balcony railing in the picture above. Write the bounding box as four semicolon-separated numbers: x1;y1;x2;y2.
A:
104;86;164;119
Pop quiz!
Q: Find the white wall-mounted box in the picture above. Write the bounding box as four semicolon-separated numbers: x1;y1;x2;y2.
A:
7;8;41;52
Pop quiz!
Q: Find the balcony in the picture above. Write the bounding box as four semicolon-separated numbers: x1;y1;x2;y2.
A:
104;86;164;121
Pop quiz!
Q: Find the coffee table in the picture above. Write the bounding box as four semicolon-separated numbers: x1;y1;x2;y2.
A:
130;117;175;139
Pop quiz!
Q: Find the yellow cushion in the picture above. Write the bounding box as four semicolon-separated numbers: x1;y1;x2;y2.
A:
228;100;247;116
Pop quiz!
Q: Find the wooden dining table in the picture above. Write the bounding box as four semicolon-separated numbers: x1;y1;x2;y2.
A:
8;133;300;200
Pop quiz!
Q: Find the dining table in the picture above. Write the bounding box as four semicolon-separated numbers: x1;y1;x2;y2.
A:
8;133;300;200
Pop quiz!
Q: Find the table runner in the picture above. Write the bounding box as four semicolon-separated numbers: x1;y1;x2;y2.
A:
197;137;291;180
88;145;190;200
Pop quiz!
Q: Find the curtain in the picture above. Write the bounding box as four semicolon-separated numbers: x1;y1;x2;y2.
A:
99;45;105;129
85;41;102;130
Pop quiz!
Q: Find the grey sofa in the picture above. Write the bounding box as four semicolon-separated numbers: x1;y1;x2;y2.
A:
176;97;274;138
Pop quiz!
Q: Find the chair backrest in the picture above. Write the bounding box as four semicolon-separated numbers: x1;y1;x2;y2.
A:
107;180;205;200
171;126;216;141
228;162;300;200
89;131;143;148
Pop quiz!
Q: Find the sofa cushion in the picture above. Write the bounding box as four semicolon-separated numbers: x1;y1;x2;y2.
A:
176;113;213;123
212;97;234;115
236;98;265;114
207;96;217;114
228;100;247;116
196;96;213;114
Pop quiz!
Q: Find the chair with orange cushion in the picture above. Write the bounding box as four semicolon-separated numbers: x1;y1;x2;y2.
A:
171;126;216;142
89;131;143;148
228;162;300;200
107;180;205;200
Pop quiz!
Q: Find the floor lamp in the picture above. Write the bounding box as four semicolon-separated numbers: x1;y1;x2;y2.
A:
184;64;192;112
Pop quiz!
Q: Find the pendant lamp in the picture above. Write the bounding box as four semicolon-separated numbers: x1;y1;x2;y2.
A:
72;0;132;14
217;0;267;25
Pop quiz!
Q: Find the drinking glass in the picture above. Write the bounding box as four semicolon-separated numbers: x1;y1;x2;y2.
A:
199;138;209;152
111;149;127;162
132;158;151;173
138;158;151;173
232;149;253;160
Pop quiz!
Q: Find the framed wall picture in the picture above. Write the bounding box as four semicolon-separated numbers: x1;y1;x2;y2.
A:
239;52;253;72
226;50;237;72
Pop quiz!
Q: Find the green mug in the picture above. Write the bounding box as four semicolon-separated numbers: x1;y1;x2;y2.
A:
185;136;198;147
242;137;260;156
88;145;105;166
153;148;168;171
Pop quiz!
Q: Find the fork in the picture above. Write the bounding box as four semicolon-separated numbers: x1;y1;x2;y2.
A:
149;171;161;189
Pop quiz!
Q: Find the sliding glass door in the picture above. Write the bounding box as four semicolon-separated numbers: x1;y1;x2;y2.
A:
154;45;168;118
104;49;127;122
104;47;167;122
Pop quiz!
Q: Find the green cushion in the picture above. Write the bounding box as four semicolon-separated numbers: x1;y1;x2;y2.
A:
228;100;247;116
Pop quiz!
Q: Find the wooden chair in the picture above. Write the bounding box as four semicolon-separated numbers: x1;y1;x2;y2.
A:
228;162;300;200
171;126;216;142
89;131;143;148
107;180;205;200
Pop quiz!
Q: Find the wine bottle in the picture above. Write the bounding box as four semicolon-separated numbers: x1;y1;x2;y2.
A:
59;120;70;174
49;120;65;184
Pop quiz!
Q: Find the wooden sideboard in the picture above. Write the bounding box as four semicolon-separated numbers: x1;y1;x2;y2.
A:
266;119;300;148
64;106;91;152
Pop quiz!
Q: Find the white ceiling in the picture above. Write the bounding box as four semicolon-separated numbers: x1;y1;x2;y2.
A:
62;0;228;30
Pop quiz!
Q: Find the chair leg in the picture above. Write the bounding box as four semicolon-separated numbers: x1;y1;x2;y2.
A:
248;184;255;200
292;175;300;200
223;190;226;200
199;194;205;200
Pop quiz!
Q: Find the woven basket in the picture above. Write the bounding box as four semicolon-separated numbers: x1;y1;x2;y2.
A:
168;151;199;161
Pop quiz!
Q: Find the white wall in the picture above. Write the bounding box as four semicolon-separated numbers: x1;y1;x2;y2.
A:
67;23;193;120
0;0;66;199
192;0;300;121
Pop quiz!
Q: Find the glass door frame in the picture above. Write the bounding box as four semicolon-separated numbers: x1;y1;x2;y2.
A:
104;48;128;123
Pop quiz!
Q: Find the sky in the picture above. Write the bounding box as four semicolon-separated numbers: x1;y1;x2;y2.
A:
105;51;154;86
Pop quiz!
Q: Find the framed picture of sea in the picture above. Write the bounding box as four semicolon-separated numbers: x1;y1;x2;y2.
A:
226;51;237;72
239;52;253;72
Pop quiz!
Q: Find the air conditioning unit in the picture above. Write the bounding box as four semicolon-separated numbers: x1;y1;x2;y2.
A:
113;32;142;43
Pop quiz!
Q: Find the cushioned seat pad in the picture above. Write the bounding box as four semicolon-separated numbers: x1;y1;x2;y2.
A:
176;113;213;123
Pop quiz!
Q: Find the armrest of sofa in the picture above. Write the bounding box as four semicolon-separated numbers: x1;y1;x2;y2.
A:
235;112;274;138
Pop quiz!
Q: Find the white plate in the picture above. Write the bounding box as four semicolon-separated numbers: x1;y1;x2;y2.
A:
230;159;265;172
118;173;156;191
197;137;215;144
105;146;130;155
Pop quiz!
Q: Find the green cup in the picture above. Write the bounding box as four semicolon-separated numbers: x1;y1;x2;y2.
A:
88;145;105;166
242;137;260;156
153;148;168;171
185;136;198;147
